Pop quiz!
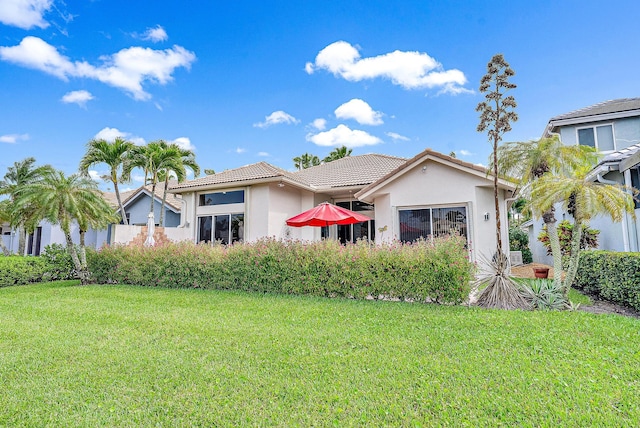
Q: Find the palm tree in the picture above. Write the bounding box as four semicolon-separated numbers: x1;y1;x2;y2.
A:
14;170;117;284
79;137;135;225
495;136;598;288
157;144;199;226
293;153;320;170
323;146;352;163
0;158;54;255
531;162;634;296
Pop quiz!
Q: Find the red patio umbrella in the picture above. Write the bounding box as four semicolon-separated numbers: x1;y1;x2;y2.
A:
286;202;371;227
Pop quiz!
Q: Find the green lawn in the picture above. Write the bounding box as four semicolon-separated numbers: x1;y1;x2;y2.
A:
1;282;639;426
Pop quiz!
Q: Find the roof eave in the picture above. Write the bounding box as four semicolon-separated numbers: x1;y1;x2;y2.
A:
168;176;314;194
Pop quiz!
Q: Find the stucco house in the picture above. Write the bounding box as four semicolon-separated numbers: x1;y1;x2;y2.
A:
168;148;516;262
525;98;640;263
0;182;181;255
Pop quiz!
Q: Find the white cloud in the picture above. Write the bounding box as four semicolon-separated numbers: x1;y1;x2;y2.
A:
386;132;409;141
88;170;101;181
254;110;299;128
306;124;382;148
306;41;470;94
334;98;383;125
257;152;270;157
61;89;94;107
171;137;195;151
0;133;29;144
142;25;168;43
0;0;52;29
132;174;145;183
0;36;196;100
311;118;327;130
236;147;246;154
458;149;473;156
94;127;146;145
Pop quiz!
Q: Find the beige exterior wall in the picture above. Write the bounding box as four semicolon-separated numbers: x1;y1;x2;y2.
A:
366;159;510;260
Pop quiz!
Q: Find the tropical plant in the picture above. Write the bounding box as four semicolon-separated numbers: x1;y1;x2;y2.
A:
204;169;215;175
293;153;321;170
517;278;567;310
531;162;635;296
495;136;598;289
323;146;352;163
13;169;117;284
79;137;135;225
475;53;525;309
157;144;199;226
538;220;599;259
0;158;54;255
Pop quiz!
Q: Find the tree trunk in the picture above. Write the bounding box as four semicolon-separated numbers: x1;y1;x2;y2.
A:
64;231;89;285
79;230;87;270
113;179;128;225
542;207;563;289
493;143;502;254
563;221;583;297
150;176;157;216
18;228;26;256
159;175;168;227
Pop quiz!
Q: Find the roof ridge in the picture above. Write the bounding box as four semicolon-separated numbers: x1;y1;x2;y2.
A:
550;97;640;121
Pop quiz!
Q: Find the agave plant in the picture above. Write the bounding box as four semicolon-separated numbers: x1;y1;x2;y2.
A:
518;278;567;311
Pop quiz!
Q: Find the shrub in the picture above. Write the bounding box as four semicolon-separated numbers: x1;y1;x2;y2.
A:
516;278;567;310
87;236;475;305
538;220;599;257
41;244;75;280
508;226;532;264
574;251;640;311
0;256;52;287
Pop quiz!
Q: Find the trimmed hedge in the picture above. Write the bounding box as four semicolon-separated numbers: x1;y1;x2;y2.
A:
574;251;640;311
0;256;52;287
87;237;474;304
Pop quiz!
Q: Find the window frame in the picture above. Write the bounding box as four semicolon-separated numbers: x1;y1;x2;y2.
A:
575;123;615;152
397;204;470;244
197;212;244;244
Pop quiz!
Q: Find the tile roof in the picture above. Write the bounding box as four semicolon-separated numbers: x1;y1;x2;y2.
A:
549;98;640;122
168;155;407;192
292;154;407;189
103;181;182;211
168;162;303;191
355;148;515;200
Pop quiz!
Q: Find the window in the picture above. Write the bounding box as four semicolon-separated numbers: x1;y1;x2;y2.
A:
199;190;244;206
399;206;467;243
577;124;614;151
336;201;375;243
198;213;244;244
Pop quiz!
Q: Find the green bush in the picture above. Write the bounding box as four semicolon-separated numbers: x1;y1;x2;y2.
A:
574;251;640;311
508;226;532;264
87;237;475;304
41;244;75;280
0;256;52;287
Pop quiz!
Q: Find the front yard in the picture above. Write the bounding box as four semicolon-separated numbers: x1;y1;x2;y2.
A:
1;281;639;426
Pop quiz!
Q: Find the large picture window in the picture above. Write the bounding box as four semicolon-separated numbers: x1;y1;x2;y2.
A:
336;201;375;244
198;213;244;244
577;124;614;151
199;190;244;206
399;206;467;243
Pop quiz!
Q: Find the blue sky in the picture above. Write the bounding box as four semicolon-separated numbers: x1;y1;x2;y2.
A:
1;0;640;190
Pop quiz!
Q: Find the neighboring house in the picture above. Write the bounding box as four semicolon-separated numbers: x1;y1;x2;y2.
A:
169;149;516;262
526;98;640;262
0;182;182;255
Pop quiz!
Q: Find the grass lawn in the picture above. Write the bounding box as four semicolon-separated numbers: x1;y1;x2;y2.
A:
1;282;639;426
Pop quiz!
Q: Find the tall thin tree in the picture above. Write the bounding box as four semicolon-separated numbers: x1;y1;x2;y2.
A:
79;137;135;225
476;54;518;254
157;143;199;226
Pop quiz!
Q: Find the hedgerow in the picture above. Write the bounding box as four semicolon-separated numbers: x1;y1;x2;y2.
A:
574;250;640;311
87;236;474;304
0;256;52;287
